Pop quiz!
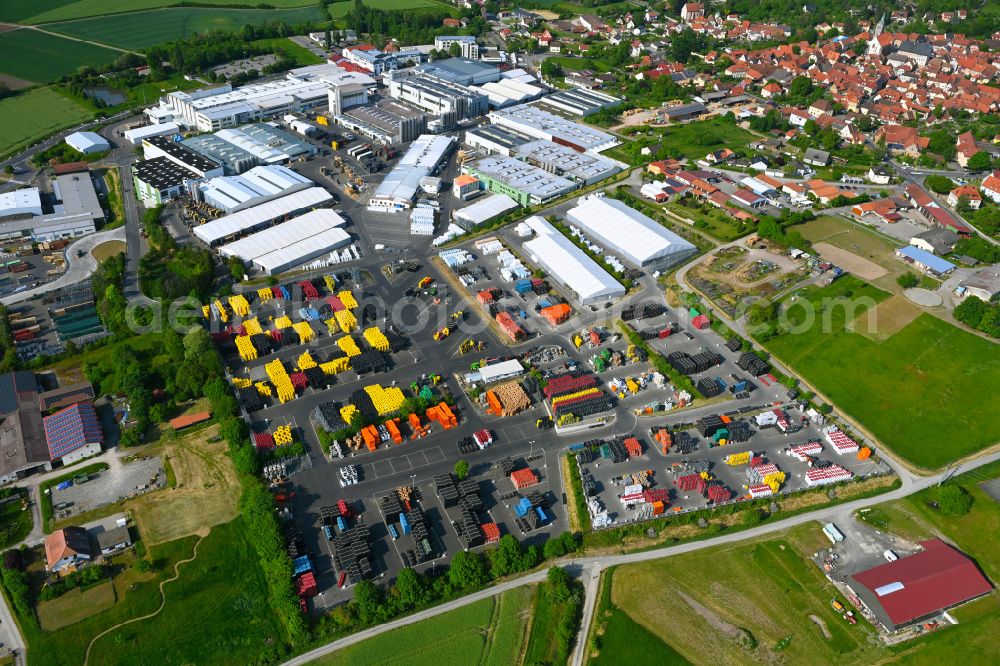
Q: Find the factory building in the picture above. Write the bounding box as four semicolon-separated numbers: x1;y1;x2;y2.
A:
340;45;427;75
195;165;313;214
132;158;202;207
193;187;334;246
434;36;479;59
368;135;454;213
513;140;622;185
470;76;545;109
464;124;534;157
0;167;104;242
413;58;500;86
462;155;576;206
522;216;625;305
488;104;620;154
218;208;350;274
386;71;489;128
565;194;697;270
147;64;350;131
142;136;223;179
453;193;519;230
336;100;426;145
537;87;622;117
123;122;180;146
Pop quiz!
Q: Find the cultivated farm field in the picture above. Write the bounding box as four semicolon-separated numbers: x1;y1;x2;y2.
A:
47;6;327;50
0;29;122;82
0;87;92;159
766;276;1000;470
313;586;534;666
8;0;318;24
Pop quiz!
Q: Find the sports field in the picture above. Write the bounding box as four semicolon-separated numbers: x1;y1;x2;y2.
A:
0;29;122;82
766;276;1000;470
48;6;327;50
312;586;534;666
0;87;91;159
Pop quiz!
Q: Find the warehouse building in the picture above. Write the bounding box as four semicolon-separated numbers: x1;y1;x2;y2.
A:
196;165;313;213
0;188;43;221
181;134;260;174
199;124;316;166
142;136;223;179
463;155;576;206
566;195;697;270
434;36;479;59
148;64;346;131
453;193;519;230
488;104;619;154
336;100;426;145
413;58;500;86
847;538;992;633
471;76;546;109
537;87;621;116
133;157;202;207
523;216;624;305
0;371;50;485
64;131;109;155
218;209;351;274
386;71;489;128
368;135;454;213
193;187;334;246
43;401;103;465
0;171;104;242
464;124;534;157
894;245;955;276
513;140;622;185
123;122;180;146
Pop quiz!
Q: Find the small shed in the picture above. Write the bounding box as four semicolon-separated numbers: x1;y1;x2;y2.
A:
692;314;711;330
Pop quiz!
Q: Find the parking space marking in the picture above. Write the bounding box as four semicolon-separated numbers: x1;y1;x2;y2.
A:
392;456;413;471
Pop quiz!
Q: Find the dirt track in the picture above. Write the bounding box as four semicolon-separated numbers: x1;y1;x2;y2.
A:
813;242;888;280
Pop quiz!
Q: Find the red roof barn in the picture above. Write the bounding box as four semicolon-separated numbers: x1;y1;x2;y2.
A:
846;538;992;632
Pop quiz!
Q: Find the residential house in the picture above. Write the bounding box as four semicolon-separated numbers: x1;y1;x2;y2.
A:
876;125;930;156
959;268;1000;302
96;525;134;557
761;82;783;98
867;166;892;185
947;185;982;210
808;99;833;118
803;148;831;166
731;189;767;208
45;526;92;573
852;198;902;223
982;171;1000;204
955;131;981;168
681;3;705;23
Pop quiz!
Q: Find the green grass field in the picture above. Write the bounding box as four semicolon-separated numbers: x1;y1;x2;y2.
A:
47;7;327;50
589;605;690;665
312;586;534;666
0;488;31;549
86;520;281;665
0;87;92;159
765;276;1000;469
665;200;752;241
13;0;317;24
0;29;122;82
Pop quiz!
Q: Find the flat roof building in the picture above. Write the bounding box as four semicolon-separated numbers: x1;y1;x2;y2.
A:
434;36;479;59
387;71;489;127
488;104;619;154
369;134;455;213
463;155;576;206
196;165;313;214
847;538;992;633
123;122;180;146
0;172;104;242
537;87;621;116
182;133;260;174
453;193;519;230
143;136;223;179
0;188;43;221
566;195;697;269
337;100;426;145
464;124;534;157
513;139;622;185
193;187;334;246
218;208;350;275
414;57;500;85
522;216;624;305
132;157;202;207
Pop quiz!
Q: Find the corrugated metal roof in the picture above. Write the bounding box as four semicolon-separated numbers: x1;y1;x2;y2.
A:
523;216;624;304
193;187;333;245
219;208;347;262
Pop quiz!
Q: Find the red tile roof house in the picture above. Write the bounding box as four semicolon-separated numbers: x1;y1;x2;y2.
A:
955;131;981;168
947;185;982;210
981;171;1000;204
45;526;92;574
847;538;993;633
875;124;930;157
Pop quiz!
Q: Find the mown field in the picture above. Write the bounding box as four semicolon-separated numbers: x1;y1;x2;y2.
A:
7;0;317;24
0;87;92;159
766;276;1000;470
312;586;534;666
47;6;326;50
0;29;122;83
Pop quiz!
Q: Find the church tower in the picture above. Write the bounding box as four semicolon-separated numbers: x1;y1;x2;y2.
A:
868;14;885;57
